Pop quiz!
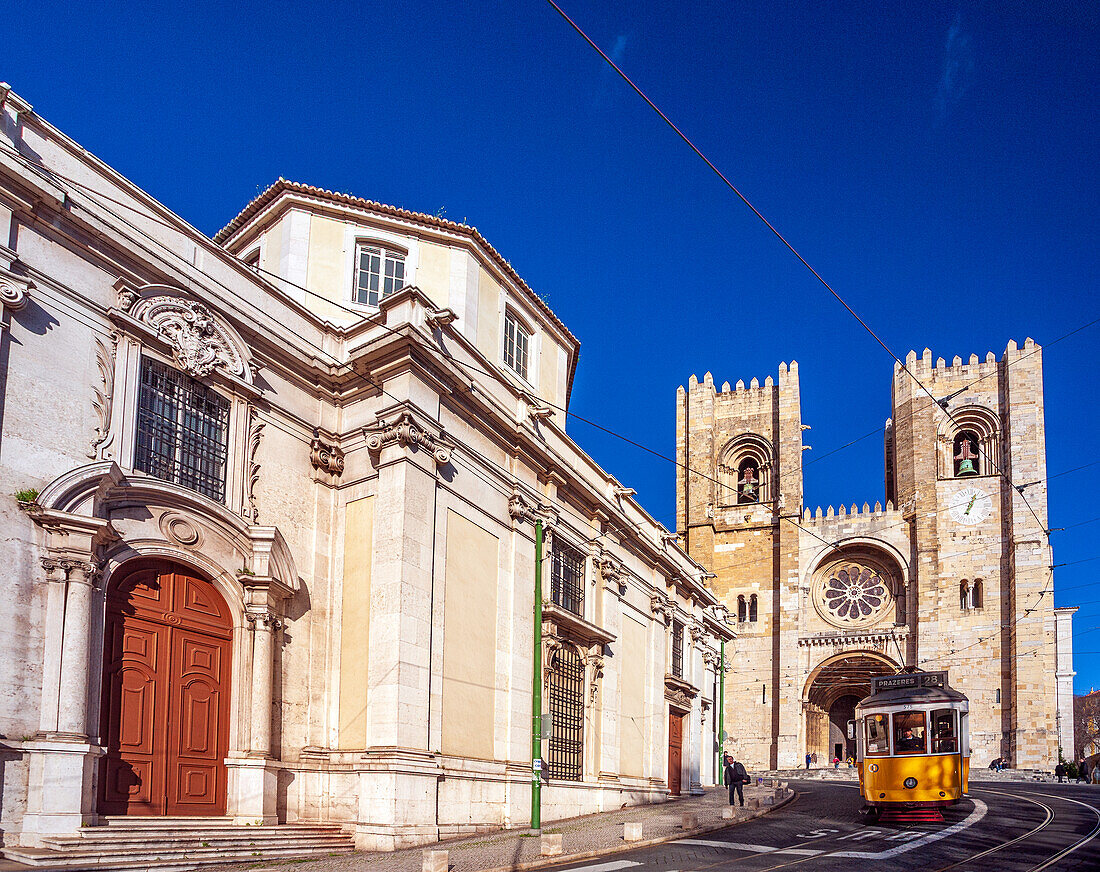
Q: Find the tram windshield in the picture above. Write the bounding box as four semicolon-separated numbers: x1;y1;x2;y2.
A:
931;709;958;753
893;711;927;754
865;713;889;755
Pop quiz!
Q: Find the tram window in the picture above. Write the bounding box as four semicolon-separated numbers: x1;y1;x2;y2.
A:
931;709;958;753
893;711;928;754
865;714;889;755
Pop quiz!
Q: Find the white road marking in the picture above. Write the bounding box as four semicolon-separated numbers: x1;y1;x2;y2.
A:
831;798;988;858
678;839;823;856
558;862;642;872
681;798;988;861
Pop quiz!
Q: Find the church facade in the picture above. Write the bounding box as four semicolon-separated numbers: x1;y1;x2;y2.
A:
676;350;1076;771
0;86;732;855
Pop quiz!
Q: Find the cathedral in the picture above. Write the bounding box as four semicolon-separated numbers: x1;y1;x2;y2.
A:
676;348;1077;771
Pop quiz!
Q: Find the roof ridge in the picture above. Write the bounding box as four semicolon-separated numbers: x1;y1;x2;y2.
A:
211;179;577;347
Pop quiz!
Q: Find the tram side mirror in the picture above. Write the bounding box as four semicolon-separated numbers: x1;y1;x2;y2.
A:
847;719;856;740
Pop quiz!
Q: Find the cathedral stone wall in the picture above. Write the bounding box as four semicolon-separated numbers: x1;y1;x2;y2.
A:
677;343;1069;771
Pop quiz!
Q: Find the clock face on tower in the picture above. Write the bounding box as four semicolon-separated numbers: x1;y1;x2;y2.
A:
949;486;992;526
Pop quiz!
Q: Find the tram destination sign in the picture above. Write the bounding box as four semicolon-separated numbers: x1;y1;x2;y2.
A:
871;670;948;693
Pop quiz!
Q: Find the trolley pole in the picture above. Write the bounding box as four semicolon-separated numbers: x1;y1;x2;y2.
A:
718;640;726;786
531;519;543;832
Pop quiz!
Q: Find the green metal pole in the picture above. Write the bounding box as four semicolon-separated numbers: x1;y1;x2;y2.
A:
718;640;726;786
531;519;543;832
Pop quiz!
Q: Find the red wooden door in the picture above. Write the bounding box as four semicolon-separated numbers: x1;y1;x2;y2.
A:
100;563;232;816
668;712;683;796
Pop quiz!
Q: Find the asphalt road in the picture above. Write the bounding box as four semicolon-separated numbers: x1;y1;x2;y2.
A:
552;780;1100;872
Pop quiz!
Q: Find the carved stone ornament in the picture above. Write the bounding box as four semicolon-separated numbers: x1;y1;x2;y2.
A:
666;689;692;710
0;274;31;312
702;647;720;669
650;594;674;624
245;610;284;631
689;621;707;645
596;555;627;595
364;412;453;467
310;434;345;476
244;414;265;522
88;332;119;460
585;651;606;704
135;296;247;379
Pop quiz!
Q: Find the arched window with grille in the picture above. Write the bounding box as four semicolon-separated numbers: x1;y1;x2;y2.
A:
748;594;758;622
547;645;584;781
737;595;747;623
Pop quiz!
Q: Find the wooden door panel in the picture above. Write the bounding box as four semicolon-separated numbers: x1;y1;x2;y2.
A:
100;617;168;814
101;563;231;818
167;629;229;815
668;712;683;796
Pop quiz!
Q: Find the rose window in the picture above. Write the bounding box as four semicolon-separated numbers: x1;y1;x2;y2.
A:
816;563;893;627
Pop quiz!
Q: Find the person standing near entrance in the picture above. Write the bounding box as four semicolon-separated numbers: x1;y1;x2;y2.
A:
723;754;748;807
805;752;812;770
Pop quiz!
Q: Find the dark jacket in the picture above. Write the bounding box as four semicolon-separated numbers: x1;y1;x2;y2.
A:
724;760;748;785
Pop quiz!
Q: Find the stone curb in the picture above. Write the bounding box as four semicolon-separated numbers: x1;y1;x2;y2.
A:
470;791;797;872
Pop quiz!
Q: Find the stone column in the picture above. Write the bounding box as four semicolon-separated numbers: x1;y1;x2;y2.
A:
57;560;97;737
248;611;278;757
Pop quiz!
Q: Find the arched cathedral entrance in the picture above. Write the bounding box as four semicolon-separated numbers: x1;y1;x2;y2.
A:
98;560;233;816
804;652;896;763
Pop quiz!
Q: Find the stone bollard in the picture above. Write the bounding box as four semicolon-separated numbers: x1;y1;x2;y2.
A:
721;807;735;820
748;798;760;810
762;795;775;806
681;813;699;830
423;850;448;872
623;822;643;842
541;834;563;857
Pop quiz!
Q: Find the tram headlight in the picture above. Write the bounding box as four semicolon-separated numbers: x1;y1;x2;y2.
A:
869;764;878;773
903;777;918;789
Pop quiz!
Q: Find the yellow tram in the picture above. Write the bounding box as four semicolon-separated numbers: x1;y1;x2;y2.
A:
852;670;969;821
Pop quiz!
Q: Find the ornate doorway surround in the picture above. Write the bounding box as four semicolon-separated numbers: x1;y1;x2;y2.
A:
99;561;232;816
803;651;897;761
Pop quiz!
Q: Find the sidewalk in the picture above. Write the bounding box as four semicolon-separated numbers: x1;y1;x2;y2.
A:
232;781;794;872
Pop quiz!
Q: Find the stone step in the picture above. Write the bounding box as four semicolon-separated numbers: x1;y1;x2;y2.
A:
53;825;346;844
39;834;352;853
3;839;354;871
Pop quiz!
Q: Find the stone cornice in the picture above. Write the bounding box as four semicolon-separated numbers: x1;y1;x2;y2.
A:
798;626;910;648
542;603;616;647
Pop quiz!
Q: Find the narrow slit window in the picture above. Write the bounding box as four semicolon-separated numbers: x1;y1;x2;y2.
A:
504;311;531;381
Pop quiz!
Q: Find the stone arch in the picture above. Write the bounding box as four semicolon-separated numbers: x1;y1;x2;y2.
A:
28;460;300;823
803;650;900;762
938;404;1000;478
717;433;774;506
805;538;909;629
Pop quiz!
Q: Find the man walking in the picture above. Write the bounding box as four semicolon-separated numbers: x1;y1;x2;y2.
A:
723;754;748;807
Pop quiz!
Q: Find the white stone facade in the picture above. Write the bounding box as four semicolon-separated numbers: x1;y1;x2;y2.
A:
0;87;732;852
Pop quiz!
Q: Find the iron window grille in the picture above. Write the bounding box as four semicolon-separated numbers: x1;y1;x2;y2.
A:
134;356;230;503
547;645;584;781
671;618;684;677
354;243;405;306
551;539;585;616
503;311;530;381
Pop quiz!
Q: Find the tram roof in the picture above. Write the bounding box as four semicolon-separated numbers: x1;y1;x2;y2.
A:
857;685;969;707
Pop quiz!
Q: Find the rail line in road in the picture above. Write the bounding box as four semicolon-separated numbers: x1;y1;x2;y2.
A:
550;782;1100;872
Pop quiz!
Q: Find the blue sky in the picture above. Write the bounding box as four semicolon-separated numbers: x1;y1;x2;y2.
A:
6;2;1098;693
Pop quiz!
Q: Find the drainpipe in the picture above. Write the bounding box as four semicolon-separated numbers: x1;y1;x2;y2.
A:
531;519;543;832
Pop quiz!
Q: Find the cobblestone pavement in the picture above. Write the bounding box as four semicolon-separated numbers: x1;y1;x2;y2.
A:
231;782;792;872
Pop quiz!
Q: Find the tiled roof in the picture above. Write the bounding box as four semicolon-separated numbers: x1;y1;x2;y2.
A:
212;179;577;347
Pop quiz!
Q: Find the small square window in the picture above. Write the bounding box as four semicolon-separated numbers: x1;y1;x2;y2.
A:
504;311;530;381
355;243;405;306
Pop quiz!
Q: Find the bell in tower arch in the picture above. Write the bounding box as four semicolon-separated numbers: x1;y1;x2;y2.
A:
954;432;979;477
738;460;759;503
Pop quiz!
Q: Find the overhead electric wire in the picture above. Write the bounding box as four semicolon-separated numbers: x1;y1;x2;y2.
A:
544;0;1065;539
3;121;1092;691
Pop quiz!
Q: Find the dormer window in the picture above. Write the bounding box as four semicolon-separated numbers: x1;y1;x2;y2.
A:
504;310;531;381
355;243;405;306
